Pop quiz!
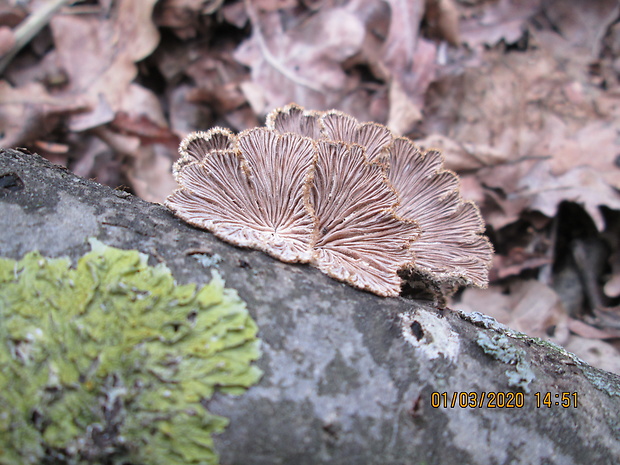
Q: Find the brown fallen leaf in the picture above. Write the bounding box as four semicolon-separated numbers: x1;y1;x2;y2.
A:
518;162;620;231
605;250;620;299
126;143;177;203
606;274;620;299
0;26;15;56
234;4;365;114
70;134;118;180
33;140;69;154
184;47;252;113
154;0;225;39
420;34;620;229
221;0;248;28
382;0;436;134
563;335;620;375
387;78;423;135
535;0;619;62
458;0;541;47
543;118;620;191
0;4;27;28
475;158;539;230
491;248;551;281
49;0;160;131
567;318;618;340
167;83;215;135
424;0;460;46
457;280;569;345
111;83;179;148
588;306;620;335
0;80;87;148
413;133;509;171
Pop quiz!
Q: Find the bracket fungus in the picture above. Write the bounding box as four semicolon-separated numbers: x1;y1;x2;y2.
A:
167;104;493;298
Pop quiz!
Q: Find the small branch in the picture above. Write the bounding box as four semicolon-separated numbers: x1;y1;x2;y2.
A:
0;0;72;75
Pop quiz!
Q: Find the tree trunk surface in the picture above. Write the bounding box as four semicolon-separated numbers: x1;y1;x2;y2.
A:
2;148;620;465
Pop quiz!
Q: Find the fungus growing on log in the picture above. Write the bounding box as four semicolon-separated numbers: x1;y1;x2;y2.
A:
166;104;493;298
385;138;493;290
310;140;420;296
167;127;316;263
266;103;322;139
173;127;235;175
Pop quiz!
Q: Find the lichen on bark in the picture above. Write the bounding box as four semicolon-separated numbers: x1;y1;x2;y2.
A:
0;238;262;465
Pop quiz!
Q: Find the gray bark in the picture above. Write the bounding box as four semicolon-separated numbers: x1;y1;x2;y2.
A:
2;148;620;465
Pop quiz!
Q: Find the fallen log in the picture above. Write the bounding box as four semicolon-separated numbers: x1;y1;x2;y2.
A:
1;148;619;465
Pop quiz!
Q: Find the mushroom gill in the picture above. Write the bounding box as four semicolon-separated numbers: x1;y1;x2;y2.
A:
167;104;493;298
266;103;322;139
320;110;393;162
385;138;493;289
166;127;316;263
309;140;420;296
268;104;493;290
173;127;235;176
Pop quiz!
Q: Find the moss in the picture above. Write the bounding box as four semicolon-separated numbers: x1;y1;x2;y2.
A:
0;239;262;465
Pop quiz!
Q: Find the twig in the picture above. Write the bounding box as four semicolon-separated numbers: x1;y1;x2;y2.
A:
0;0;72;75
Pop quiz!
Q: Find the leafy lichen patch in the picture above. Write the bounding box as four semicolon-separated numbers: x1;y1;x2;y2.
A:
0;238;262;465
476;333;535;393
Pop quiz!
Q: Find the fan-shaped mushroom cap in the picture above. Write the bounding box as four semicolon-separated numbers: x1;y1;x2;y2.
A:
167;104;493;298
320;110;393;162
266;103;323;139
309;140;420;297
267;105;393;162
173;128;236;178
386;138;493;288
166;127;317;263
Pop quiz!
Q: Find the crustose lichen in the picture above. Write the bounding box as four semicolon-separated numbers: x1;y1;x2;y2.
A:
0;239;262;465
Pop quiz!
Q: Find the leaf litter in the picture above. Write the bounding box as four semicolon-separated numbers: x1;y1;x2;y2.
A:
0;0;620;373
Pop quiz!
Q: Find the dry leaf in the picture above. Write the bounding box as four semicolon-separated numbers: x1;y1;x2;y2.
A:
0;80;87;148
126;143;177;203
421;40;620;229
0;25;15;56
155;0;224;39
563;336;620;375
605;251;620;299
567;318;617;340
413;133;508;171
535;0;619;62
605;275;620;299
234;6;365;113
382;0;436;134
424;0;460;46
491;248;551;280
458;280;569;345
518;162;620;231
49;0;160;131
112;83;178;147
458;0;541;47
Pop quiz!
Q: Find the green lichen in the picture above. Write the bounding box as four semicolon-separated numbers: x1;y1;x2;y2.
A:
0;239;262;465
476;333;535;393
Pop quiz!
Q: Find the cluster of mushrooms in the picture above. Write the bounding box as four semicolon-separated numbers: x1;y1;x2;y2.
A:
166;104;493;297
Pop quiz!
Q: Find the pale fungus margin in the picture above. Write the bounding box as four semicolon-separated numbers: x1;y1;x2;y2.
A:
166;104;494;298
